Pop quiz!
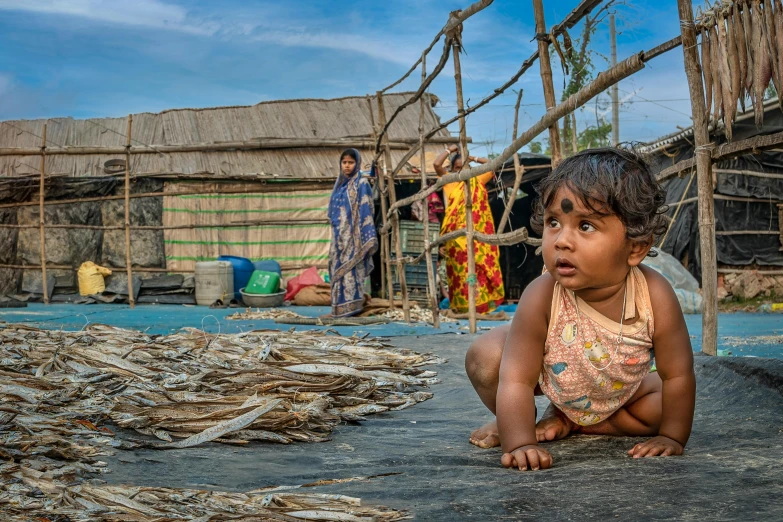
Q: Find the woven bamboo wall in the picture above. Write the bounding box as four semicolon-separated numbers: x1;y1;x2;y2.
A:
163;182;331;279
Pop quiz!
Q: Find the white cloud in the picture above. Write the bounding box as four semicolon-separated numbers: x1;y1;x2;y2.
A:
0;0;218;35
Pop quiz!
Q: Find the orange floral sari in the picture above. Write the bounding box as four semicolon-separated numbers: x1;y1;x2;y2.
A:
441;175;504;313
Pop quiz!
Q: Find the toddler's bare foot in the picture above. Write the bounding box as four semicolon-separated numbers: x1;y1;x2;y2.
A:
469;419;500;448
536;404;575;442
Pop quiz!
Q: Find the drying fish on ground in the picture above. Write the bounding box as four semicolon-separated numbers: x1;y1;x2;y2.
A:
0;325;429;520
227;308;305;320
0;458;408;521
374;305;457;324
0;324;443;446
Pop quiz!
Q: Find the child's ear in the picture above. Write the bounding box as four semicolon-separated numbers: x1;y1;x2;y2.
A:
627;237;654;266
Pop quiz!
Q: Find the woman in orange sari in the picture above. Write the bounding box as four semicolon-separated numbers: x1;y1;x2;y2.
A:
433;145;504;313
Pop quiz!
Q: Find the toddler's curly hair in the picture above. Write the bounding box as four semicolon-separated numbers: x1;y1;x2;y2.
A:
530;146;668;252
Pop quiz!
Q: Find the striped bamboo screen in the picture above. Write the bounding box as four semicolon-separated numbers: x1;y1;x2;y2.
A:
163;182;332;279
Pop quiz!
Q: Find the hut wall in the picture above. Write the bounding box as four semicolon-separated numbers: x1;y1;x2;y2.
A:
162;182;331;279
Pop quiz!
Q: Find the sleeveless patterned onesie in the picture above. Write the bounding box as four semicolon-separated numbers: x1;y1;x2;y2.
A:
538;267;655;426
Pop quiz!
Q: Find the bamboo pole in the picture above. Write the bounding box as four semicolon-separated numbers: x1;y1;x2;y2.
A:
533;0;563;167
677;0;717;356
657;168;696;249
39;123;49;304
452;37;478;334
657;128;783;181
0;137;463;156
498;90;526;233
125;115;135;308
386;0;613;183
571;112;578;154
371;93;396;307
418;53;440;329
384;50;648;228
366;95;385;302
377;91;410;322
409;227;538;265
0;220;328;231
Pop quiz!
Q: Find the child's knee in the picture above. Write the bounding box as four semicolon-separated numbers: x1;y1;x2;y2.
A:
465;334;503;384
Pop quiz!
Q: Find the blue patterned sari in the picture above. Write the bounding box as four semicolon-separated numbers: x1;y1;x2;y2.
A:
328;149;378;317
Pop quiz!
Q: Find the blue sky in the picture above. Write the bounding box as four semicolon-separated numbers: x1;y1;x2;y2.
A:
0;0;694;155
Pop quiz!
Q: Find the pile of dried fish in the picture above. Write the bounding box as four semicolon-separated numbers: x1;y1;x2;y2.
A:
698;0;783;138
1;324;441;445
378;305;457;324
227;305;455;325
227;308;305;321
0;324;433;520
0;460;407;521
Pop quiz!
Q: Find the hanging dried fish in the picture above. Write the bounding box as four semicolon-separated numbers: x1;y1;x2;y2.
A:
752;0;768;126
733;1;749;112
716;7;735;138
763;0;782;96
710;22;725;123
702;23;714;120
742;0;757;105
725;4;743;126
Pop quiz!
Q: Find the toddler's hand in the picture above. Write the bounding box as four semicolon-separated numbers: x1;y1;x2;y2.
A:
501;445;553;471
628;436;683;458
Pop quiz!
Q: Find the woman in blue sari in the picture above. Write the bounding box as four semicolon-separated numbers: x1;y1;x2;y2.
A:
328;149;378;317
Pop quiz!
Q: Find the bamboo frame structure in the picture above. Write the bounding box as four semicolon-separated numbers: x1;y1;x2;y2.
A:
3;0;782;340
366;95;386;302
39;124;48;304
418;53;441;328
533;0;563;167
678;0;717;355
0;137;462;156
377;91;411;322
452;34;478;333
124;115;135;308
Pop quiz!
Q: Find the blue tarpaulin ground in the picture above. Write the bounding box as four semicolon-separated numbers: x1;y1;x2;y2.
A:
0;303;780;358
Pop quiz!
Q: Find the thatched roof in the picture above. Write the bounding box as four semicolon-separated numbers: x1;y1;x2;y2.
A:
0;93;457;180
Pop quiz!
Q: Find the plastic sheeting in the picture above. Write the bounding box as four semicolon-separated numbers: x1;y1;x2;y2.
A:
658;152;783;280
642;248;703;313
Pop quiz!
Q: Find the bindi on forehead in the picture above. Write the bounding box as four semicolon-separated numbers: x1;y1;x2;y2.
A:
560;198;574;214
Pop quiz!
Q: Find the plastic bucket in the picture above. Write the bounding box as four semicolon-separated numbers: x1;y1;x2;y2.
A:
195;261;234;306
252;260;282;277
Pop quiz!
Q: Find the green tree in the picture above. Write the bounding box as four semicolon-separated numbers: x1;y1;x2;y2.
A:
554;0;624;155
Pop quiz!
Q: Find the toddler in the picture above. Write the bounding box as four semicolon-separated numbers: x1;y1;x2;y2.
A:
465;147;696;470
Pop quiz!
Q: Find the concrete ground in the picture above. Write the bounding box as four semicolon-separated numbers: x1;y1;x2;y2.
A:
2;304;782;519
101;334;783;521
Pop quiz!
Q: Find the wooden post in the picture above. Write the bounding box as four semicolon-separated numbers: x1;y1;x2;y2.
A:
366;95;386;301
498;89;526;233
533;0;563;167
418;54;441;328
373;93;398;310
571;112;578;154
38;123;49;304
377;91;411;322
125;115;135;308
452;37;478;334
677;0;717;356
